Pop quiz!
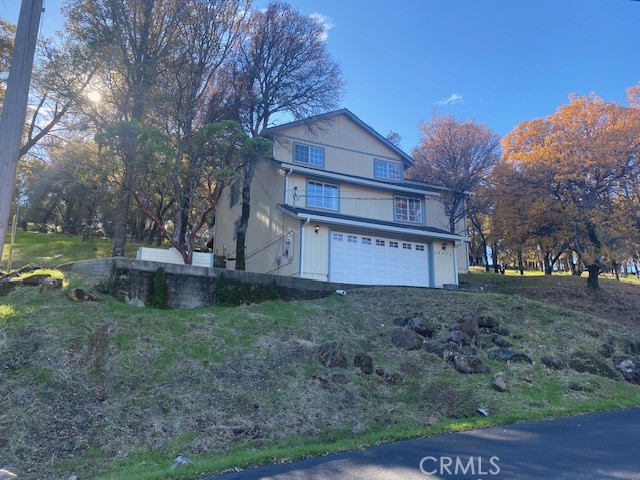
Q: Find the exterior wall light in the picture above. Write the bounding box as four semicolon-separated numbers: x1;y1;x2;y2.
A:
442;242;447;251
314;224;320;234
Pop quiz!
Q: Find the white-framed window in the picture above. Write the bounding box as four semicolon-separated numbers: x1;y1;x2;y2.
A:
307;181;339;211
374;159;402;181
362;237;372;245
402;243;412;250
394;196;423;223
376;239;385;246
233;218;240;239
332;233;343;242
347;235;358;243
390;241;399;248
416;245;425;251
295;143;325;167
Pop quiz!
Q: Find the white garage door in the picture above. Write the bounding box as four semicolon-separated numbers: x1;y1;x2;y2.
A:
329;232;430;287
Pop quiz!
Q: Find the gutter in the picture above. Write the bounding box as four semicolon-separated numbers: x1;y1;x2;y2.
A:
282;208;470;243
299;217;310;278
284;167;293;204
274;162;441;198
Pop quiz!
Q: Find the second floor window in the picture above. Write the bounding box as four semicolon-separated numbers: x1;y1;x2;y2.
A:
295;143;325;167
307;181;339;210
374;159;402;181
395;196;423;223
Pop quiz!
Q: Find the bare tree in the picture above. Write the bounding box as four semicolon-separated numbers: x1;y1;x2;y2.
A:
410;113;500;235
228;1;345;270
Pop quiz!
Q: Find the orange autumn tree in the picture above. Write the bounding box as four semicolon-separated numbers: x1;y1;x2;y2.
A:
501;93;640;288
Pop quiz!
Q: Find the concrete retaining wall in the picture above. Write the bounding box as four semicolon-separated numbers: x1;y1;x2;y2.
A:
58;258;360;309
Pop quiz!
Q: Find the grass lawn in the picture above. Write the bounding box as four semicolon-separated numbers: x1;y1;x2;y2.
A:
1;235;639;479
1;231;145;271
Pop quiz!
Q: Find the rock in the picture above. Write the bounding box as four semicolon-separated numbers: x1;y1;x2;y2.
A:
477;316;499;329
69;288;99;302
0;470;17;480
496;327;510;336
385;372;403;385
612;356;639;382
375;367;385;376
624;339;639;355
68;476;78;480
460;345;479;357
488;348;532;364
40;277;63;293
318;341;348;368
406;316;436;337
541;356;563;370
444;330;471;346
424;341;444;356
456;321;479;338
453;355;490;374
491;372;508;392
21;274;51;286
392;316;409;327
391;327;423;350
494;337;512;348
171;456;192;469
600;342;615;358
569;351;623;380
354;353;373;374
426;416;438;425
331;373;349;384
511;333;524;340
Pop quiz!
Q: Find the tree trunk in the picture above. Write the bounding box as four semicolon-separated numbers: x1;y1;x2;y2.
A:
235;158;257;271
491;243;499;274
586;264;600;290
612;260;620;282
635;258;640;279
112;164;132;257
517;250;524;275
544;252;553;275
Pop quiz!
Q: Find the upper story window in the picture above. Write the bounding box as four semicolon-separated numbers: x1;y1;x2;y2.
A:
295;143;325;168
307;181;339;211
394;196;423;224
374;159;402;181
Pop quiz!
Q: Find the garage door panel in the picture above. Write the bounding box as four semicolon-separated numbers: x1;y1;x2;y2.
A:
330;231;430;287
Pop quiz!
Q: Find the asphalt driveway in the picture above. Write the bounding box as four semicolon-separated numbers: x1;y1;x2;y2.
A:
200;407;640;479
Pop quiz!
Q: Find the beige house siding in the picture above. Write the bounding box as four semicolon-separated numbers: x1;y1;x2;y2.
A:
272;115;404;179
433;247;456;287
301;222;329;281
287;173;396;222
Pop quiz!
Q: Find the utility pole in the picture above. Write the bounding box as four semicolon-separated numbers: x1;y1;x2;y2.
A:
0;0;43;264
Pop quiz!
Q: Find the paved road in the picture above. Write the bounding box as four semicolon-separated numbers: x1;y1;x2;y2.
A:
201;408;640;479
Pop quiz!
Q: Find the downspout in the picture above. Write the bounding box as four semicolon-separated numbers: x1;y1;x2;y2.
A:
453;241;459;286
284;168;292;205
300;217;310;278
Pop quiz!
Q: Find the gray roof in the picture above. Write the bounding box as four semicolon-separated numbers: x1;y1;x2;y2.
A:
279;205;458;238
264;108;415;167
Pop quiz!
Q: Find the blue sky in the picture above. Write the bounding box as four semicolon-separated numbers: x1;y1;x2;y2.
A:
2;0;639;152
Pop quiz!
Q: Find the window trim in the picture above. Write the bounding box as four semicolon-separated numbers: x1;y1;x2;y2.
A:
294;142;325;168
306;180;339;211
373;158;403;181
394;195;424;224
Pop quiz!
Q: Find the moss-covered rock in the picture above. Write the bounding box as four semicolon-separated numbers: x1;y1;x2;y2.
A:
569;351;623;380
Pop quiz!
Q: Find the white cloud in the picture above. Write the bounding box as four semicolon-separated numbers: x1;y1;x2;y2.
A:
310;13;335;41
436;93;464;106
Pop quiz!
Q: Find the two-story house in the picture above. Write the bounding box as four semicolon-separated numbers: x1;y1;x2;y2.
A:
212;109;469;288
